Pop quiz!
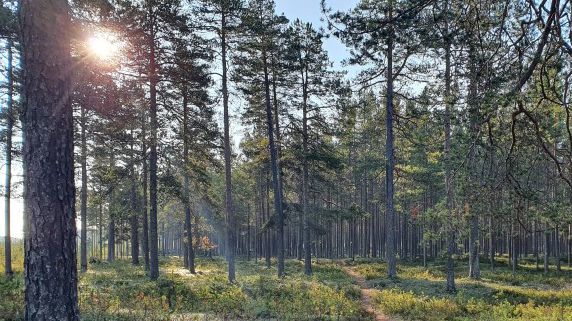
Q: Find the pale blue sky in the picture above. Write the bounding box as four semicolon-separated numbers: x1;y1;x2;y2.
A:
276;0;359;69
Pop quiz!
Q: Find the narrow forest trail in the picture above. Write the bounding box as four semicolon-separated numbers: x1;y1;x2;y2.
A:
342;266;395;321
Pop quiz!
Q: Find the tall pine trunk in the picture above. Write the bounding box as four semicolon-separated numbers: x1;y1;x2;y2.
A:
443;0;456;292
141;112;150;271
182;92;195;273
148;6;160;280
302;63;312;276
80;105;88;272
385;2;397;279
467;44;480;279
263;51;285;277
4;39;14;277
108;154;115;262
21;0;79;319
221;10;236;283
130;129;139;265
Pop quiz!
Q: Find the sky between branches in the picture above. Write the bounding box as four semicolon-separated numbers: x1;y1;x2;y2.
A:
0;0;360;239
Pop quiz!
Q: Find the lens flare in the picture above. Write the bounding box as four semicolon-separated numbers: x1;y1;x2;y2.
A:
88;32;120;61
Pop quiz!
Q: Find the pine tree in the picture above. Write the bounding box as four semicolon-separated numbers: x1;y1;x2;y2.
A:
1;0;17;279
234;0;288;277
286;20;342;275
21;0;79;319
192;0;244;282
326;0;432;278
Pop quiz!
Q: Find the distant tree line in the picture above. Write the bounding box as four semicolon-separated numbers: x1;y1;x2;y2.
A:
1;0;572;320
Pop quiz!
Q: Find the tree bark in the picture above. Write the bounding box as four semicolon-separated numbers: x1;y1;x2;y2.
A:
80;105;88;272
99;203;103;260
182;91;195;273
301;57;312;276
263;50;285;277
130;129;139;265
467;44;480;279
107;153;115;263
141;111;150;271
221;9;236;283
21;0;79;319
4;39;14;277
544;227;549;274
148;2;160;280
385;2;397;279
443;0;456;292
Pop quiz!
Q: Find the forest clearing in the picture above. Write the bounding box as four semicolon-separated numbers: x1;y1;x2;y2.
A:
2;0;572;320
2;244;571;320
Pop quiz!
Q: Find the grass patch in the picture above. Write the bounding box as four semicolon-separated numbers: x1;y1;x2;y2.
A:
349;258;572;321
1;257;370;321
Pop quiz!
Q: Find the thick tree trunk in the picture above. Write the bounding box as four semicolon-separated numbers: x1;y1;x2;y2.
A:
221;11;236;283
385;3;397;279
263;51;285;277
21;1;79;319
4;39;14;277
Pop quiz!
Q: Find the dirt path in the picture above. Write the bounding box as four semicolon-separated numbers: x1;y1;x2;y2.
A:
343;267;395;321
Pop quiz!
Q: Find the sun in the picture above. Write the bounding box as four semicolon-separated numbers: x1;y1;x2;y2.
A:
87;32;121;61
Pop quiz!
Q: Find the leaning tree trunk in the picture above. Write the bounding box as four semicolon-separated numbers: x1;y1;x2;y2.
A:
3;39;14;277
21;0;79;319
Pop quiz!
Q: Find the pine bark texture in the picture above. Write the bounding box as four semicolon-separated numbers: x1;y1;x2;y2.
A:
21;0;79;319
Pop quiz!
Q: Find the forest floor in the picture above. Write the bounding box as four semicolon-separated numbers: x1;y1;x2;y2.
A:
342;265;394;321
1;252;572;321
345;257;572;321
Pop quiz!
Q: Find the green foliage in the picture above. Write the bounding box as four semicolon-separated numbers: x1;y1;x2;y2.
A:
0;275;24;321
